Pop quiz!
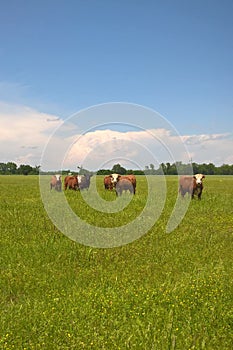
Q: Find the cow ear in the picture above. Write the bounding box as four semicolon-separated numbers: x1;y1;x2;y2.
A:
193;175;196;179
202;175;205;178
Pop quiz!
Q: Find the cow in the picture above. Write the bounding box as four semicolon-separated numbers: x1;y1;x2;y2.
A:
179;174;205;200
50;174;62;191
64;175;78;190
104;173;136;193
116;178;135;196
104;173;120;190
77;174;92;190
117;174;136;194
104;175;114;190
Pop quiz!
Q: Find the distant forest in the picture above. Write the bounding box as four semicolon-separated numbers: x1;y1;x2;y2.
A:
0;162;40;175
1;161;233;175
96;162;233;175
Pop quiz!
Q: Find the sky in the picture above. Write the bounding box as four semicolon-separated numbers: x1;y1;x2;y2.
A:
0;0;233;171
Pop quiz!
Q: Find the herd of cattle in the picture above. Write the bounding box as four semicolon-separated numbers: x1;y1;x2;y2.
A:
50;174;92;192
50;173;205;199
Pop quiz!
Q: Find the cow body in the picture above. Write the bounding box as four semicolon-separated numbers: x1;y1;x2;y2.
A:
104;173;136;194
78;174;92;190
50;174;62;191
104;175;114;190
64;175;78;190
116;178;134;196
113;174;136;196
122;175;136;193
179;174;205;200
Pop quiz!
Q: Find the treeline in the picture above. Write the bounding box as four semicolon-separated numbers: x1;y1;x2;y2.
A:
0;162;40;175
152;162;233;175
1;161;233;175
97;162;233;175
97;163;144;175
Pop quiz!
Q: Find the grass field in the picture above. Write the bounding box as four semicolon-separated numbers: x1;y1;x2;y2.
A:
1;175;233;349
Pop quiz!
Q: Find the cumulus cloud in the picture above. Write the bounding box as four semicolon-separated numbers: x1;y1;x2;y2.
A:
0;102;63;165
64;128;183;170
182;133;233;165
0;102;232;170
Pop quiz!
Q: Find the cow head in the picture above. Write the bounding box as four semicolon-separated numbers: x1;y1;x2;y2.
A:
110;173;121;186
84;174;92;180
193;174;205;185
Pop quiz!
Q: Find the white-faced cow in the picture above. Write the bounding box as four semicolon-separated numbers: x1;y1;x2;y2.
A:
116;178;135;196
50;174;62;191
64;175;78;190
104;173;120;190
179;174;205;200
104;175;113;190
110;173;120;187
104;173;136;195
77;174;92;190
117;174;136;194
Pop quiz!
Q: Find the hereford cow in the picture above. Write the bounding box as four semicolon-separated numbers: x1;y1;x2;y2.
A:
117;174;136;194
116;178;135;196
104;175;114;190
77;174;92;190
179;174;205;200
50;174;62;191
104;173;120;190
64;175;78;190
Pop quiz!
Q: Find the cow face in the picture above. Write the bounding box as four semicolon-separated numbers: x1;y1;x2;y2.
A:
77;175;83;184
194;174;205;185
110;173;120;186
84;174;92;181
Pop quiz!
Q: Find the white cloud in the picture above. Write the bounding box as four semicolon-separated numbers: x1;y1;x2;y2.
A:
0;102;232;170
0;102;63;166
182;133;233;165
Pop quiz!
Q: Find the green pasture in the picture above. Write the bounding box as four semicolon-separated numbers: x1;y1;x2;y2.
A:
0;175;233;349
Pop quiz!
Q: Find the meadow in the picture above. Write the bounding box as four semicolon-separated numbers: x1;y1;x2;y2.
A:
0;175;233;349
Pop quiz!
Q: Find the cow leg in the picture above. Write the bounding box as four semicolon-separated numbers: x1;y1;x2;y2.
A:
117;189;122;196
179;188;185;198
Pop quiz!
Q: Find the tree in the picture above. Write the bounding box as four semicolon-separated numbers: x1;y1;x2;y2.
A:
34;165;41;175
144;165;150;175
96;169;111;175
161;163;167;175
0;163;7;174
18;164;33;175
6;162;17;174
111;163;127;175
166;162;171;174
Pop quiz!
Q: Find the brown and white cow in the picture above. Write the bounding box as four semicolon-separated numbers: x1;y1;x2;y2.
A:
104;173;120;190
77;174;92;190
116;178;135;196
50;174;62;191
64;175;78;190
179;174;205;200
104;175;113;190
104;173;137;193
118;174;136;194
110;173;120;187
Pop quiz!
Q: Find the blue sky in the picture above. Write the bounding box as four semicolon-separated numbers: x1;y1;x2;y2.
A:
0;0;233;169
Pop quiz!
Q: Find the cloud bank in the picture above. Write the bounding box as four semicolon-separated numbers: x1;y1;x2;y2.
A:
0;102;232;171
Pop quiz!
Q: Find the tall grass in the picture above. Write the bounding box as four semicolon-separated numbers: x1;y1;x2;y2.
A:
0;175;233;349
